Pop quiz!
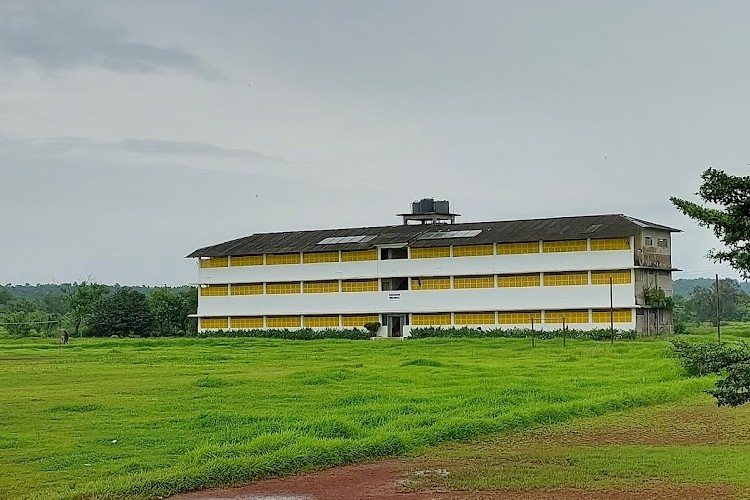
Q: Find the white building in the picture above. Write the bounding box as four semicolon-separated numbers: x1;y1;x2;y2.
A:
188;200;679;337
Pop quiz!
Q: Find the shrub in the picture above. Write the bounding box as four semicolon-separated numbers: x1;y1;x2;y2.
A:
363;322;381;335
192;328;371;340
671;338;750;407
670;338;750;376
673;322;688;335
408;327;636;341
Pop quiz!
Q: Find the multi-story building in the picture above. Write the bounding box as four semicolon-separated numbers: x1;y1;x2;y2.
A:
188;200;679;336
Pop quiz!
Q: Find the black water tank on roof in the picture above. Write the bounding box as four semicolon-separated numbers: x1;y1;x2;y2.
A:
434;200;450;213
418;198;435;213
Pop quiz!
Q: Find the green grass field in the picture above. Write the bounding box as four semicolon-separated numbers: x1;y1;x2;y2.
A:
0;337;711;499
684;321;750;337
409;396;750;497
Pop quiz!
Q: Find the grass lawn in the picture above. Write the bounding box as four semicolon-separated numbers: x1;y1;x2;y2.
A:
409;396;750;498
683;321;750;337
0;336;710;499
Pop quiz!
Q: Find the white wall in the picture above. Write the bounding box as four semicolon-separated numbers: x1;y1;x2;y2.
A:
198;284;635;316
198;249;633;284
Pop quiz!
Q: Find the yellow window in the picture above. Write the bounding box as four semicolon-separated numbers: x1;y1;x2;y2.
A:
410;247;450;259
342;314;380;327
497;273;541;287
497;242;539;255
592;309;633;323
230;283;263;295
454;312;496;325
199;257;228;268
303;252;339;264
341;279;378;292
200;285;228;296
266;282;301;294
230;316;263;329
454;275;495;289
303;281;340;293
266;253;301;265
303;315;340;328
411;313;452;326
230;255;263;266
498;311;542;325
545;310;590;324
591;270;632;285
453;245;494;257
341;249;377;262
411;277;451;290
544;272;588;286
200;317;228;329
542;240;588;253
266;316;302;328
591;238;631;251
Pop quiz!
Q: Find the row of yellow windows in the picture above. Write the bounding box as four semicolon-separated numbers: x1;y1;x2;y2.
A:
200;310;634;329
303;281;340;293
200;279;378;296
411;238;631;259
198;238;633;268
454;276;496;289
341;280;379;292
201;270;633;296
200;314;380;329
411;277;451;290
199;249;379;268
411;271;631;290
411;309;633;326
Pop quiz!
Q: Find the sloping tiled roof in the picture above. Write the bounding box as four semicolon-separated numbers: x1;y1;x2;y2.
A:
186;214;680;258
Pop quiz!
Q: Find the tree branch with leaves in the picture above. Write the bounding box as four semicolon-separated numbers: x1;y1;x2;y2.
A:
671;167;750;278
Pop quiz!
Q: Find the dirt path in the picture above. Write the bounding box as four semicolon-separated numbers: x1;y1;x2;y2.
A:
170;460;731;500
171;399;747;500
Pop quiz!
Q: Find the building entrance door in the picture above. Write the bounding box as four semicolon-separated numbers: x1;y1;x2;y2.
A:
386;314;406;337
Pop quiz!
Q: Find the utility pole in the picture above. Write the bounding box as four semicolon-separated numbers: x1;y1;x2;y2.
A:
531;317;535;348
716;274;721;344
610;277;614;344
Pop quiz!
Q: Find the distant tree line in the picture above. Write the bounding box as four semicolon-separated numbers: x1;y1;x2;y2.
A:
673;278;750;327
0;283;197;338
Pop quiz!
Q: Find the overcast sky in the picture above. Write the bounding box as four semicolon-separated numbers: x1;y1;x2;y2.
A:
1;0;748;286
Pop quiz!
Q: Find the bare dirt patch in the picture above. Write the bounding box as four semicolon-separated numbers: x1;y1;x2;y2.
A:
170;461;733;500
170;460;428;500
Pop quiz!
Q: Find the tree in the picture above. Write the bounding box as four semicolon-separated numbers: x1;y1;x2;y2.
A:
671;168;750;278
683;279;748;325
181;288;198;334
0;287;13;306
149;287;196;336
88;288;153;337
65;282;109;337
42;291;71;316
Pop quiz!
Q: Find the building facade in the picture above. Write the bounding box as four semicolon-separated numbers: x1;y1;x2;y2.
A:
188;210;679;336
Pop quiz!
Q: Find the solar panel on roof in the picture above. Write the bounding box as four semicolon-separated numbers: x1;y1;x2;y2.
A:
582;224;604;233
418;229;482;240
317;235;376;245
